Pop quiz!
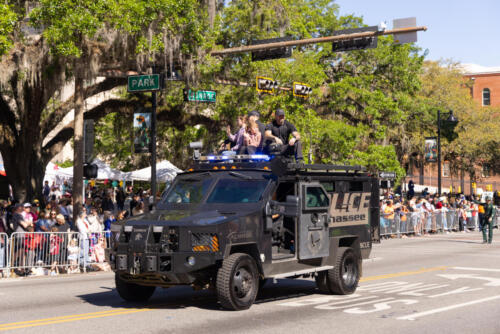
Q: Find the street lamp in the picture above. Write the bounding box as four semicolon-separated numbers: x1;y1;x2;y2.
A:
437;109;459;196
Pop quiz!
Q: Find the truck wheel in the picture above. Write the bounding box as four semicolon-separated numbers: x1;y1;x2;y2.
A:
327;247;360;295
115;274;156;302
216;253;259;310
315;271;331;293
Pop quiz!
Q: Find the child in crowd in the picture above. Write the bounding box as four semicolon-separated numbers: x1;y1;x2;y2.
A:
49;226;62;274
67;238;80;274
24;226;43;267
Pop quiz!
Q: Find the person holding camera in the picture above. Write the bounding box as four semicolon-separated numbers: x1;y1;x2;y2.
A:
264;108;303;162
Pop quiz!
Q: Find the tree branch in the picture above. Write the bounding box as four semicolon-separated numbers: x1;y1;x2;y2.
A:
41;126;74;162
41;77;127;138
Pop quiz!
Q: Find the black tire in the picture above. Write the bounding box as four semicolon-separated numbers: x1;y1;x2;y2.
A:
115;274;156;302
315;271;331;294
216;253;259;310
327;247;360;295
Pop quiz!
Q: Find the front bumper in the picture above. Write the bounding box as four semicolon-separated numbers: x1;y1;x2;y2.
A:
107;249;222;285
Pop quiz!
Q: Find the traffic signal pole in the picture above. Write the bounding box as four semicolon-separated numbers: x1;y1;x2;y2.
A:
210;26;426;56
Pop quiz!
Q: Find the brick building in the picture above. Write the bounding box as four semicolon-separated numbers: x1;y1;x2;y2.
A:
406;64;500;195
462;64;500;107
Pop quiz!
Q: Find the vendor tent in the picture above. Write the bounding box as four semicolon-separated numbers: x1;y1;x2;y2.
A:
126;160;182;182
44;159;129;182
92;159;129;180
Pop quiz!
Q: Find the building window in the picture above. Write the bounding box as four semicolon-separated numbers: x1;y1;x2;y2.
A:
482;165;490;178
482;88;491;106
443;162;450;177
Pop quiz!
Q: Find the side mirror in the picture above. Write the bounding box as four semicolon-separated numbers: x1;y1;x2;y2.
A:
285;195;299;217
266;195;299;219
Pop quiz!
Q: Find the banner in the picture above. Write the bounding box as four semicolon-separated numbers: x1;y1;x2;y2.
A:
424;137;437;163
133;112;152;153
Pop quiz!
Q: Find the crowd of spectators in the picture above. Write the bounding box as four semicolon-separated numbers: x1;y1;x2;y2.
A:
0;181;156;277
380;185;498;239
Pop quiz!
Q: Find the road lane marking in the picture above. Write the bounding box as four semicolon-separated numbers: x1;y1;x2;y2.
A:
452;266;500;272
315;298;394;310
359;266;448;282
438;274;500;286
0;266;450;331
428;286;483;298
0;309;130;328
397;295;500;321
0;309;153;331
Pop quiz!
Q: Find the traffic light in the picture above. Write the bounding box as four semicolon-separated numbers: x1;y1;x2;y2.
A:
251;36;292;61
293;82;312;98
256;76;279;94
83;163;98;179
331;26;378;52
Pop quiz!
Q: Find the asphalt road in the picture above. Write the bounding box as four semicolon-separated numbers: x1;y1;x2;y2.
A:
1;231;500;334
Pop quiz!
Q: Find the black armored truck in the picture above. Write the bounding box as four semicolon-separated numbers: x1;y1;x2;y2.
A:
108;153;380;310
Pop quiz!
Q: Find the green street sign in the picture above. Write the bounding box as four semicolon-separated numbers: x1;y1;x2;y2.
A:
185;89;216;103
128;74;160;92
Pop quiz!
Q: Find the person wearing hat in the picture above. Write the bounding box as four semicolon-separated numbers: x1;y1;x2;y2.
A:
482;197;495;244
264;108;303;162
21;203;35;227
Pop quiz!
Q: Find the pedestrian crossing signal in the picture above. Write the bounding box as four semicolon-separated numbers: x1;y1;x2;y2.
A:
293;82;312;98
256;76;279;94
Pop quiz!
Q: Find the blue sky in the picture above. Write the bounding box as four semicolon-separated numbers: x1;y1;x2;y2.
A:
335;0;500;67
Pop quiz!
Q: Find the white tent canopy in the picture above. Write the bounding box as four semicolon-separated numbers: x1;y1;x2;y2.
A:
92;159;129;180
125;160;182;182
44;159;131;183
44;162;73;184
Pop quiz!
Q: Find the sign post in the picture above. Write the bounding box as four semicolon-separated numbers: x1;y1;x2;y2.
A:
128;71;161;206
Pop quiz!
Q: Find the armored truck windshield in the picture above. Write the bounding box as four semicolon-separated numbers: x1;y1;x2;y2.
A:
161;171;271;205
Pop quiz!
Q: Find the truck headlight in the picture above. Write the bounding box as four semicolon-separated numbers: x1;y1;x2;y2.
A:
187;256;196;266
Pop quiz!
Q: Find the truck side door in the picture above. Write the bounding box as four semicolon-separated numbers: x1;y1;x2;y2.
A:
298;182;330;260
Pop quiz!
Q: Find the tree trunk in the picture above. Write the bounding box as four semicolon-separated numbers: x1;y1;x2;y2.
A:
73;64;85;222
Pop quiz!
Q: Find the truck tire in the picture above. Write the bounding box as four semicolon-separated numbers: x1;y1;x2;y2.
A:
216;253;259;310
115;274;156;302
315;271;331;293
327;247;360;295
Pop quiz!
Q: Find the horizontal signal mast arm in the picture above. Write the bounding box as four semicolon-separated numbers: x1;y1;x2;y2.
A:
210;26;427;56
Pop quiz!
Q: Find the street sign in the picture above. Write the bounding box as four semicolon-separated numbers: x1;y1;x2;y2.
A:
393;17;418;44
184;89;217;103
332;26;378;52
127;74;160;92
251;36;292;61
379;171;396;179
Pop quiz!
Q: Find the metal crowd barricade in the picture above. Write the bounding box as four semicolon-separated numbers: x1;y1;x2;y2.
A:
80;232;111;272
0;233;8;277
8;232;81;275
380;209;463;238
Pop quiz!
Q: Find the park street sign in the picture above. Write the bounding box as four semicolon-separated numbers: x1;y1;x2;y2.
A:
184;89;217;103
128;74;160;92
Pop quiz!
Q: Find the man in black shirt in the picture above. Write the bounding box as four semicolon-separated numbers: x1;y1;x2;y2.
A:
264;108;303;162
